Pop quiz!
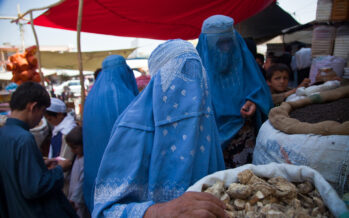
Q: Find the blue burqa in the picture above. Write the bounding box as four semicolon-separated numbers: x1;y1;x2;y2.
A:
93;39;225;217
83;55;139;210
196;15;273;147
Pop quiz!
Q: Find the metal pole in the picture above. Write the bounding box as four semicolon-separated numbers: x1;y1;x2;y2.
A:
29;11;45;87
77;0;85;117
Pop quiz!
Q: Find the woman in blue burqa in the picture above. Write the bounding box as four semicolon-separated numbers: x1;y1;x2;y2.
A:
83;55;139;211
196;15;273;169
93;40;226;217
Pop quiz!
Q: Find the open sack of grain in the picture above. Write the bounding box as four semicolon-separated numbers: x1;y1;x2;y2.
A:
187;163;348;217
253;85;349;196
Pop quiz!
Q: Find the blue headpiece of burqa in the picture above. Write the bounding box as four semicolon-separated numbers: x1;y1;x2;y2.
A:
83;55;139;210
93;39;225;217
196;15;273;147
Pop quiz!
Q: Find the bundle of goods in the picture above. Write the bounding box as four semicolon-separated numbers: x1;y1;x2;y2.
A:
333;25;349;60
311;26;336;57
316;0;333;21
6;46;41;85
187;163;348;217
309;56;346;84
253;86;349;196
286;80;341;102
331;0;349;21
344;68;349;79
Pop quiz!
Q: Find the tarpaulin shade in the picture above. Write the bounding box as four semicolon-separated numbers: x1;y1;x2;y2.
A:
33;0;275;40
40;48;135;71
235;2;299;44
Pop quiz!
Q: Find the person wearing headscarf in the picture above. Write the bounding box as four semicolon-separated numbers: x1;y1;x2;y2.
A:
83;55;139;211
93;40;226;217
196;15;273;168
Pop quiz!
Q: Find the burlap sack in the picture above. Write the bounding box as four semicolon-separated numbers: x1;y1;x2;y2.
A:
269;85;349;135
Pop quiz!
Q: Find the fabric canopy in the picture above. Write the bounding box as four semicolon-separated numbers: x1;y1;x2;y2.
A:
235;2;299;44
40;48;134;71
33;0;275;40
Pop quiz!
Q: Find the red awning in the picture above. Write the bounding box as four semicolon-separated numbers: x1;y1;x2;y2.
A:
33;0;275;40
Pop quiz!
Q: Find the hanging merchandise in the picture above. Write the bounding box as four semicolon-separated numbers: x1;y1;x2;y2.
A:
316;0;333;21
333;25;349;59
311;25;336;57
331;0;349;21
6;46;41;85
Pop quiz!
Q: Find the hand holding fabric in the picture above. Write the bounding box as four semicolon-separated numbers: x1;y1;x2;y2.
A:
144;192;227;218
240;100;256;118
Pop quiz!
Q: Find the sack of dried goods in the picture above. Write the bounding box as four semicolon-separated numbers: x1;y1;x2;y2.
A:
254;86;349;196
187;163;348;217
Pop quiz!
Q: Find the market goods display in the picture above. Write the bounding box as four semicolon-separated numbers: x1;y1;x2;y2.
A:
253;86;349;196
269;85;349;136
289;97;349;123
6;46;41;85
203;169;333;218
187;163;348;217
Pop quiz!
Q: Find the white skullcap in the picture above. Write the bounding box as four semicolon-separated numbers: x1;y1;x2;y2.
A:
46;98;66;113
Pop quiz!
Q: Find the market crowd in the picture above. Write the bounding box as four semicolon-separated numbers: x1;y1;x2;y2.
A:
0;14;341;218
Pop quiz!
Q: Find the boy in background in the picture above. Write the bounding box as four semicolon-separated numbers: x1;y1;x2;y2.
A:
0;82;77;218
66;126;90;218
267;63;310;106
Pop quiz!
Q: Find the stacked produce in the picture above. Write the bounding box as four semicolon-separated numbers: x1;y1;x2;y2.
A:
202;169;334;218
6;46;41;85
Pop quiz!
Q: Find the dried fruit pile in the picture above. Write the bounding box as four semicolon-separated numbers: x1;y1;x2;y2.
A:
6;46;41;85
202;169;334;218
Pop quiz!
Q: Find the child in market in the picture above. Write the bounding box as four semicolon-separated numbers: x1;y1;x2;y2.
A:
65;126;90;218
267;63;310;106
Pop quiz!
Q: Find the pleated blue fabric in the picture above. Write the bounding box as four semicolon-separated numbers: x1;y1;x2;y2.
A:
93;39;225;218
83;55;138;210
196;15;273;147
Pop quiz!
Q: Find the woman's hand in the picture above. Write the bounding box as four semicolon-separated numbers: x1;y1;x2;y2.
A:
240;100;256;118
144;192;228;218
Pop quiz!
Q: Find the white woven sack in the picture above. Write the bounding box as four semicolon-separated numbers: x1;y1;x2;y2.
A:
253;120;349;196
187;163;348;217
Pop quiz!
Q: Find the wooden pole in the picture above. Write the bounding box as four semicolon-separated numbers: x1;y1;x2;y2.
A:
77;0;85;117
29;11;45;87
17;4;25;52
11;0;65;23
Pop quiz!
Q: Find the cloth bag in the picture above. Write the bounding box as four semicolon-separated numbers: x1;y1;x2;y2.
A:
253;120;349;196
187;163;348;217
